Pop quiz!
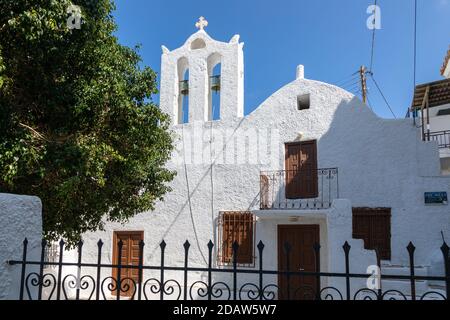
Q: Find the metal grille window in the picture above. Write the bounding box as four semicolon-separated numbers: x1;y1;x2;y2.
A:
218;212;256;266
44;242;59;269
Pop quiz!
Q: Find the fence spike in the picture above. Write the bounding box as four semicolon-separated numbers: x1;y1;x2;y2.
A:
183;240;191;250
342;241;351;253
207;240;214;250
160;239;166;250
407;241;416;254
257;240;265;251
97;239;103;248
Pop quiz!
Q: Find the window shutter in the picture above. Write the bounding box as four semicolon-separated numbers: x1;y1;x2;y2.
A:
352;208;391;260
219;212;255;265
260;175;269;209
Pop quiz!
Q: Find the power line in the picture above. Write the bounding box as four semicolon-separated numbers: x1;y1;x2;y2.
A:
334;70;360;84
347;85;363;94
369;0;379;72
338;79;360;89
180;100;208;265
413;0;418;125
335;75;360;87
369;73;397;119
413;0;417;89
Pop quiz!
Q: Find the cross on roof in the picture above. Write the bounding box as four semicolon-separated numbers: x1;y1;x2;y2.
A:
195;16;208;30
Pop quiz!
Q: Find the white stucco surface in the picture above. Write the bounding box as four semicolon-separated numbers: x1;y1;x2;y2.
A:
74;29;450;298
0;193;42;299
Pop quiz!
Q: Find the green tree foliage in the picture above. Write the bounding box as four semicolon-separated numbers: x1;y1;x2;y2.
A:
0;0;175;245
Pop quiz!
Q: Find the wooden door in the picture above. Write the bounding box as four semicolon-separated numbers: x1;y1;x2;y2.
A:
112;231;143;297
285;141;318;199
278;225;320;300
352;208;391;260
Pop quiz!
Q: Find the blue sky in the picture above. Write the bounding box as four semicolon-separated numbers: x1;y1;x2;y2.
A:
113;0;450;119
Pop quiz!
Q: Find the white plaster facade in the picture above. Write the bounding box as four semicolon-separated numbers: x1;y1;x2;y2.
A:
0;193;42;299
68;28;450;299
425;103;450;163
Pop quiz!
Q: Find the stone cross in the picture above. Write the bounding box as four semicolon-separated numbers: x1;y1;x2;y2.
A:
195;16;208;30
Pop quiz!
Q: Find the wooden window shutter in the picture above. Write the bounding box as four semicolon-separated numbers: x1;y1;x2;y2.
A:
352;208;391;260
219;212;255;265
260;175;269;209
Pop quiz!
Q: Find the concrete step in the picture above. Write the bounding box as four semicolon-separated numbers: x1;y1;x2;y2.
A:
380;265;429;277
380;278;429;297
379;265;447;299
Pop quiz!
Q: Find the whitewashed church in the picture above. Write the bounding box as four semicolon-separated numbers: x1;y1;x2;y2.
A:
64;18;450;300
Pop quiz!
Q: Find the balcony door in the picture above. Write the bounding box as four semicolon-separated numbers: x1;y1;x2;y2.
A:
285;140;318;199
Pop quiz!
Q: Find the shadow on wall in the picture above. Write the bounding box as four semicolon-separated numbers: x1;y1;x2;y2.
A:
151;95;424;260
267;96;404;209
146;117;247;260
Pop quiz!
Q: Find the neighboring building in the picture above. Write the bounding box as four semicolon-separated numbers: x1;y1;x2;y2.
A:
411;46;450;174
63;21;450;300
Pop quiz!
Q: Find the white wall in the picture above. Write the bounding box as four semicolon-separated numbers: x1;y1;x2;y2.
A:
78;76;450;287
74;31;450;299
0;193;42;300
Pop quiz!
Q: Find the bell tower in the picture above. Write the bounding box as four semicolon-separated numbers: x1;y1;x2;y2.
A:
159;17;244;124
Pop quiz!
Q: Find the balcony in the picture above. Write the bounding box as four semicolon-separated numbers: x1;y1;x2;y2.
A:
260;168;339;210
428;130;450;149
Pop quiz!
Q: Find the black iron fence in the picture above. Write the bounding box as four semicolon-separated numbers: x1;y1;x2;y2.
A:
260;168;339;210
7;238;450;301
428;130;450;149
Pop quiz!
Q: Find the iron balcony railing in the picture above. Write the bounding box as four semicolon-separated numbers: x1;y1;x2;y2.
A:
260;168;339;210
428;130;450;149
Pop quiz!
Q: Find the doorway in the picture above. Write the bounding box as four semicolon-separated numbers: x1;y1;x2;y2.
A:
277;225;320;300
112;231;144;296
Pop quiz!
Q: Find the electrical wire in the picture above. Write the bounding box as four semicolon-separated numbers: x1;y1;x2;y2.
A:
413;0;418;125
336;76;359;86
345;84;363;94
341;80;362;90
209;95;218;249
369;74;397;119
369;0;378;72
413;0;417;89
180;99;208;265
335;74;360;87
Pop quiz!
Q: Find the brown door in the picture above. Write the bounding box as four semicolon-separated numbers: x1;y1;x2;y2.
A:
278;225;320;300
352;208;391;260
112;231;143;296
285;141;318;199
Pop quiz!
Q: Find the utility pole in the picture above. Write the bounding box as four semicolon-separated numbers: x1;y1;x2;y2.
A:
359;66;368;104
